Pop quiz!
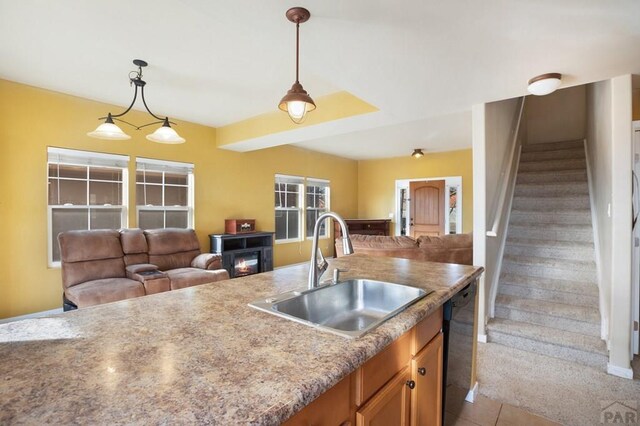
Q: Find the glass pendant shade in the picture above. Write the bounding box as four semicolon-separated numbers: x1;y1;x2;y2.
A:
278;82;316;124
527;73;562;96
146;118;186;144
87;115;131;140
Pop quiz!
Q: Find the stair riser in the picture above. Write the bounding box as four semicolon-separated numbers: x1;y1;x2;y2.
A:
520;149;585;163
517;171;587;184
494;305;600;337
512;197;590;211
514;185;589;197
500;274;600;297
521;141;585;153
508;227;593;242
509;212;592;225
519;159;586;172
505;243;594;261
502;262;596;282
487;330;607;369
498;284;599;308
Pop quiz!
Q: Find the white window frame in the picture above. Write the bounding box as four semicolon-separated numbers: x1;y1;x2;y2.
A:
275;174;304;243
47;147;129;267
305;178;331;240
136;158;194;230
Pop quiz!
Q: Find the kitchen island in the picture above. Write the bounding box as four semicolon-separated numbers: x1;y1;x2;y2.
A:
0;255;482;425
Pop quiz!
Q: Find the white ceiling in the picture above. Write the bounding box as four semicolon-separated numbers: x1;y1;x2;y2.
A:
1;0;639;159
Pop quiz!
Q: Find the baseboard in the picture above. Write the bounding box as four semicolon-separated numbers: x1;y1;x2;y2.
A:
465;382;478;403
0;308;63;324
607;363;634;379
478;333;488;343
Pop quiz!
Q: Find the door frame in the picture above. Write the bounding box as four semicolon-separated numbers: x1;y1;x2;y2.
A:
394;176;463;237
632;120;640;355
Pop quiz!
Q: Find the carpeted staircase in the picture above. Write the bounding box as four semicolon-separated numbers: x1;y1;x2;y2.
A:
487;140;608;369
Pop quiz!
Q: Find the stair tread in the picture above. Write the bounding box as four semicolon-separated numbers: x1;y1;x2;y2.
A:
515;182;588;189
495;294;600;323
487;318;607;355
508;223;592;231
499;272;600;296
503;254;596;270
520;148;586;162
521;140;585;152
513;194;590;201
506;237;594;249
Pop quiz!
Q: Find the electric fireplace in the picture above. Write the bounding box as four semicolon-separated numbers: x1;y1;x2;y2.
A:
209;232;274;278
234;251;260;277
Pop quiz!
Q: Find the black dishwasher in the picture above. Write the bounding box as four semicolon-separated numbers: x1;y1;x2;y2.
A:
441;280;478;422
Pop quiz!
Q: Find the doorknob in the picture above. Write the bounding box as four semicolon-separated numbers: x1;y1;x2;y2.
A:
418;367;426;376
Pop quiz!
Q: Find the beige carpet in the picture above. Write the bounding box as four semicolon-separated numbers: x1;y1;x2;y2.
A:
476;342;640;426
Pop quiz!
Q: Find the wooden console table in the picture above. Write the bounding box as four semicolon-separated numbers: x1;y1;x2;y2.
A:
334;219;391;238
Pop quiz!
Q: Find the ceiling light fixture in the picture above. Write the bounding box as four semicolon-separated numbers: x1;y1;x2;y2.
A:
412;149;424;158
527;73;562;96
87;59;185;144
278;7;316;124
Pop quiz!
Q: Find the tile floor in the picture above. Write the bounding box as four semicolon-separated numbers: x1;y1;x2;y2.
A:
445;385;561;426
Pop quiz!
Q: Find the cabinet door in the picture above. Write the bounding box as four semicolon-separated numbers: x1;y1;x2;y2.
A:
411;332;443;426
356;367;411;426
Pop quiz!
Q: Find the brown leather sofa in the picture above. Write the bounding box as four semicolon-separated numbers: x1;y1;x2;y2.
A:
335;233;473;265
59;228;229;310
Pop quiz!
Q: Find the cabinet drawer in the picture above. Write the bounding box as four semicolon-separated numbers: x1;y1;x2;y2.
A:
355;331;412;405
411;306;443;356
283;374;351;426
356;366;411;426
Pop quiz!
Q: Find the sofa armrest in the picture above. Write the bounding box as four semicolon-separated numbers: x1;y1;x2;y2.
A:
126;264;166;281
191;253;223;270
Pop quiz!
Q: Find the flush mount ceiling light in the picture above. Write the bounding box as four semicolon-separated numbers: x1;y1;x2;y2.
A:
278;7;316;124
412;149;424;158
87;59;185;144
527;73;562;96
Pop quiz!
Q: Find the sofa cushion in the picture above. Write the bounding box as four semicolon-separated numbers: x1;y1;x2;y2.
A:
348;235;418;249
62;258;127;289
165;268;230;290
145;228;201;270
64;278;145;308
59;229;123;263
120;228;149;265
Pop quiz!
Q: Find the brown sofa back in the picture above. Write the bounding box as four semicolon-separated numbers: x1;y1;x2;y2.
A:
120;228;149;266
58;230;126;289
144;228;201;271
416;233;473;265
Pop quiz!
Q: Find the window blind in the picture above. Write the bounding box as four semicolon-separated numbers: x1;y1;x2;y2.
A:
275;174;304;185
137;157;194;174
47;147;129;168
306;178;330;188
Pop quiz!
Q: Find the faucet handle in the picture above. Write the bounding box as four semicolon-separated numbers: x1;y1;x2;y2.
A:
316;248;328;274
332;268;349;284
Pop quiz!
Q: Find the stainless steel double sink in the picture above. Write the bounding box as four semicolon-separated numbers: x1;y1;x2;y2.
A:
249;279;431;338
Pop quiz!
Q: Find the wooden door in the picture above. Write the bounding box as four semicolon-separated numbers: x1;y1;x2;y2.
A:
357;367;412;426
410;333;443;426
409;180;445;238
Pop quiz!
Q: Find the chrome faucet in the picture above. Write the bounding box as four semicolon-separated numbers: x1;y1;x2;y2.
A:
308;212;354;289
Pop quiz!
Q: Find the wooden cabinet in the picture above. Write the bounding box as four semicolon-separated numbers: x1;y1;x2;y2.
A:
285;307;443;426
411;333;443;426
334;219;391;238
356;367;411;426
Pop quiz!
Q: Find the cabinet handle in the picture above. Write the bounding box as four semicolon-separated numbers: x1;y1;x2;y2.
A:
406;380;416;389
418;367;426;376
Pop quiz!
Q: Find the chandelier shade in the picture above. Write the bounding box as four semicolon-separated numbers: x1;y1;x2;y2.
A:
87;114;131;140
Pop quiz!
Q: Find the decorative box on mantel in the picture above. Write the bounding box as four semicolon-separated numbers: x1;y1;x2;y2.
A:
225;219;256;234
209;232;274;278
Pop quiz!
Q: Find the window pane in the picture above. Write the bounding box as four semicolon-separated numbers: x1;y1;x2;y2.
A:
51;208;89;262
89;181;122;205
48;164;59;178
285;191;298;208
139;210;164;230
58;179;87;205
287;210;299;239
306;194;315;208
90;208;122;229
136;170;163;184
137;184;162;206
48;179;59;205
89;167;122;181
286;184;298;192
275;210;287;240
306;210;317;237
165;186;188;206
166;210;188;228
275;191;282;208
58;165;87;179
165;172;188;185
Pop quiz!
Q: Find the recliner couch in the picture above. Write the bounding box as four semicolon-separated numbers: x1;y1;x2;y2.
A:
59;228;229;310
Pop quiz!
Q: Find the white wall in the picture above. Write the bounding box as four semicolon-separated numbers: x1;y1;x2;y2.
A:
472;103;487;339
526;85;586;144
586;80;612;342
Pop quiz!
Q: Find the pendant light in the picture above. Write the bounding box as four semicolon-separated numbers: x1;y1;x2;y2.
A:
278;7;316;124
527;73;562;96
88;59;185;144
412;149;424;158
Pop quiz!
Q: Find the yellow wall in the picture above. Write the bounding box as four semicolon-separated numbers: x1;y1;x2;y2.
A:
357;149;473;235
0;79;358;318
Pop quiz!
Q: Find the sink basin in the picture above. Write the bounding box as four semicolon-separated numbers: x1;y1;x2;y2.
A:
249;279;431;338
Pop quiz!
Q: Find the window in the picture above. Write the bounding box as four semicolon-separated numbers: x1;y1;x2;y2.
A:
305;178;330;238
275;175;303;242
47;147;129;265
136;158;194;230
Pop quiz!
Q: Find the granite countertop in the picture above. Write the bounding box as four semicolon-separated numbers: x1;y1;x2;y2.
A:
0;255;483;425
